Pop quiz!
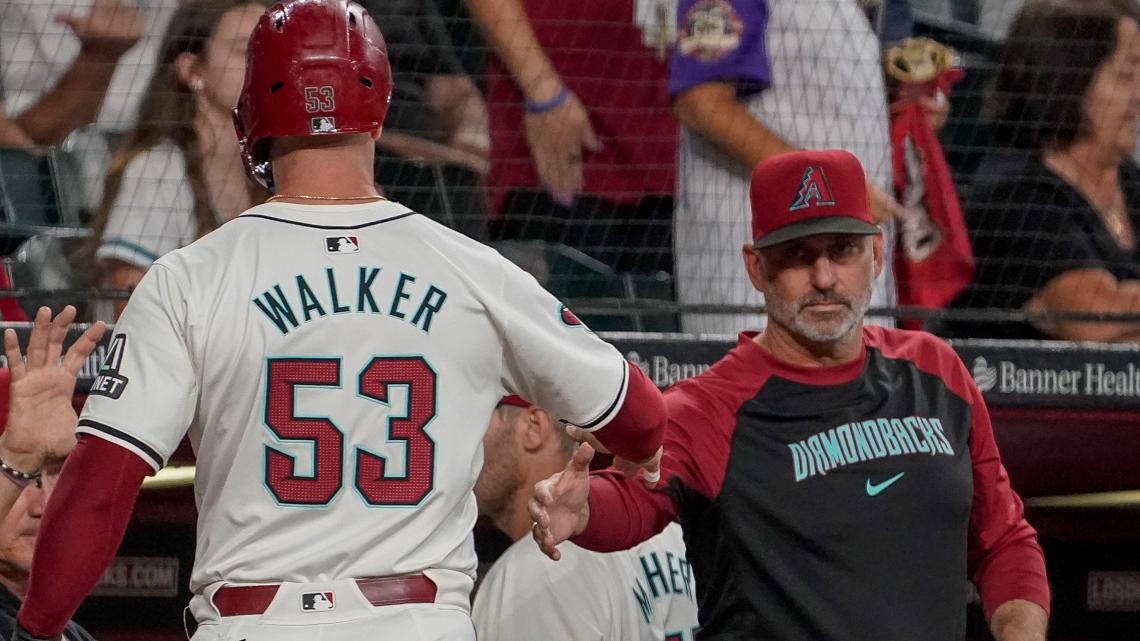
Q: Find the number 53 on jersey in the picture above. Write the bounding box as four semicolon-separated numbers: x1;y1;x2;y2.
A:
261;355;437;507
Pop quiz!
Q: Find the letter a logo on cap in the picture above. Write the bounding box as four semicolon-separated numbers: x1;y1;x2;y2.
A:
788;166;836;211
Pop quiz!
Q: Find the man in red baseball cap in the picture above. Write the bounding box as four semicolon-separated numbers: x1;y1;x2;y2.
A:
530;150;1049;641
744;148;884;352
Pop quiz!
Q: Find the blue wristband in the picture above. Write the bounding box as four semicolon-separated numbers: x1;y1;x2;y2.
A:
525;88;571;114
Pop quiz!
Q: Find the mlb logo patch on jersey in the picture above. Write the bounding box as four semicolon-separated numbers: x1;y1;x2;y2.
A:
301;591;335;611
326;236;360;253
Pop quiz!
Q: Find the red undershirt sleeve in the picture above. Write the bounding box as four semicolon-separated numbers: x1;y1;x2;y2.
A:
588;362;666;463
17;436;152;638
965;383;1051;619
572;471;680;552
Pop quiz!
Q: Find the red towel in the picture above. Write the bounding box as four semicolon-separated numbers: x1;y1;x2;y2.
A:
890;67;974;312
0;266;27;322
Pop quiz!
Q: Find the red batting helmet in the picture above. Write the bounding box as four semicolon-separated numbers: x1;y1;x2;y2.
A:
233;0;393;189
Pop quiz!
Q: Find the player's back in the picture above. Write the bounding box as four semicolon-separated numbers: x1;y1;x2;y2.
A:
79;200;629;602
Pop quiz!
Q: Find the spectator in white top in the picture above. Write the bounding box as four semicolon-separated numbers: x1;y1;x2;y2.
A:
87;0;269;318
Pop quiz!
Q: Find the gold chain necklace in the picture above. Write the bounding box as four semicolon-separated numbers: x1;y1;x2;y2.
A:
1044;153;1132;248
266;194;388;203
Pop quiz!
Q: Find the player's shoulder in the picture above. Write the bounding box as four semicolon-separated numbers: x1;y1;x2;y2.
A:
866;325;958;363
865;326;976;400
665;333;771;416
633;522;688;557
493;534;631;590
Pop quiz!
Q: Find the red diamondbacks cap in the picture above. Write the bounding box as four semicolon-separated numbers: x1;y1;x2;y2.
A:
750;149;881;249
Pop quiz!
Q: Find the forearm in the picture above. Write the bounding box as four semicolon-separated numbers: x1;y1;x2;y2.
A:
465;0;561;101
588;362;666;463
426;75;488;144
572;472;676;552
989;599;1048;641
13;49;120;146
673;83;795;168
18;437;150;638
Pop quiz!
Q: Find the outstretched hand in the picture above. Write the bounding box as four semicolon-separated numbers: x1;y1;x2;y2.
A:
1;306;106;468
529;442;595;561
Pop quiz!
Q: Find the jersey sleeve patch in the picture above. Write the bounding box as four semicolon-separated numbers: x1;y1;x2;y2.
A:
89;334;129;400
679;0;745;62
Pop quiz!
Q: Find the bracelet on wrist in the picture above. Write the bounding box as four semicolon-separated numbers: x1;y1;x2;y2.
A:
0;458;41;489
525;87;571;114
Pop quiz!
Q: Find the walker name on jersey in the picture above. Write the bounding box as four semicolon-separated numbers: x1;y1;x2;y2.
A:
789;416;955;482
633;549;696;625
252;266;448;335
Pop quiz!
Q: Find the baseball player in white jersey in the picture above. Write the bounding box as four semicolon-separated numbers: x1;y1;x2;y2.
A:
10;2;667;640
473;397;698;641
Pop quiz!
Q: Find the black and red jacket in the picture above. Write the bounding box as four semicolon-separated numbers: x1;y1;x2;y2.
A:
575;327;1049;641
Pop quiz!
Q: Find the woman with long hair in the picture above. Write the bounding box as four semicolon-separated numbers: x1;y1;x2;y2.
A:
953;0;1140;341
89;0;269;318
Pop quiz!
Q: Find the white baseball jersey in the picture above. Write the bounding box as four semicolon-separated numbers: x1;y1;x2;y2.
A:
77;200;631;606
473;523;698;641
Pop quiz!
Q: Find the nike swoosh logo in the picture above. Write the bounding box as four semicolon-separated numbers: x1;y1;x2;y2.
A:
866;472;905;496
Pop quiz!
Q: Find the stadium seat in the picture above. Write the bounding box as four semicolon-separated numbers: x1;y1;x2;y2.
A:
0;146;85;254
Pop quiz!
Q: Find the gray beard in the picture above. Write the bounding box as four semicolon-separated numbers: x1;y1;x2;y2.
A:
769;286;873;345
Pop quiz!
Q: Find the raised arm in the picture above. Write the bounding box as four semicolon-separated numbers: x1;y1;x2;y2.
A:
12;0;142;145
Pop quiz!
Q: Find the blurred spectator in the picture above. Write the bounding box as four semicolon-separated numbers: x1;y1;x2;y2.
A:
1;0;169;205
951;0;1140;341
669;0;899;334
467;0;676;275
85;0;269;319
0;306;104;639
362;0;490;240
472;397;697;641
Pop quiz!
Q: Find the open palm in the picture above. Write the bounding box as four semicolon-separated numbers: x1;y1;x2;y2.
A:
2;307;105;464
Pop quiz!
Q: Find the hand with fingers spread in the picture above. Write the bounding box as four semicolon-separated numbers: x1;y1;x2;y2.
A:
0;306;106;469
55;0;143;62
523;91;601;206
564;425;663;489
529;442;594;561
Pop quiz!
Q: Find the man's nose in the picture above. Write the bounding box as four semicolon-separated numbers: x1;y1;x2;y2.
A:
810;255;837;290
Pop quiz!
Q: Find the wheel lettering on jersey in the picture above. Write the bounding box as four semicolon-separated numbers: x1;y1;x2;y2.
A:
262;358;345;506
354;356;437;506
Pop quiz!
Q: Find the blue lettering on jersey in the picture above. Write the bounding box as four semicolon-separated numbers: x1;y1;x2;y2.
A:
252;266;448;335
789;416;955;482
633;551;696;625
